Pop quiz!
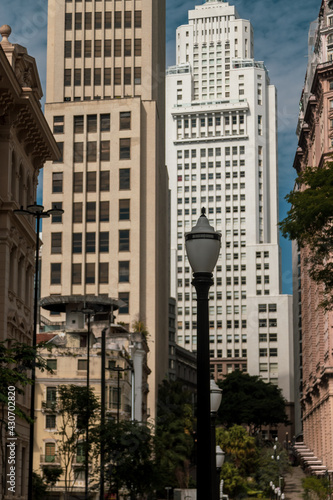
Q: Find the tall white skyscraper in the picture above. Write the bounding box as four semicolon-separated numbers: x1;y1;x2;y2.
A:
166;0;294;420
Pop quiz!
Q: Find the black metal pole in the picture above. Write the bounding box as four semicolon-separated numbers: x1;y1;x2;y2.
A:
211;411;218;500
117;369;120;424
85;313;91;500
27;213;40;500
100;327;107;500
193;271;214;500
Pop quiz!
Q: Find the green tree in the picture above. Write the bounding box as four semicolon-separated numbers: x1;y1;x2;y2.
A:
302;476;333;500
255;444;290;494
55;385;100;498
218;371;289;433
279;162;333;309
216;425;258;478
0;340;52;498
155;379;196;491
92;419;156;498
218;462;247;498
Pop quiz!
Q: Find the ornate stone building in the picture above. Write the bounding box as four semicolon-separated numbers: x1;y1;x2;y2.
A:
293;0;333;472
0;25;59;499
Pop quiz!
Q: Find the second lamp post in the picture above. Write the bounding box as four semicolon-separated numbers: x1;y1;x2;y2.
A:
185;208;221;500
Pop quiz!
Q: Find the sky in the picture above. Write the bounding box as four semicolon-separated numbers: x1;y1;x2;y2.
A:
0;0;321;294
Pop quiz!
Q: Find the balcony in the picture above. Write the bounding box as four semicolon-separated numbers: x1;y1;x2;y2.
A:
42;400;58;412
40;454;60;465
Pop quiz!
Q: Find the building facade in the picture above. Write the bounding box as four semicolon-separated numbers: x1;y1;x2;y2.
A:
166;0;294;422
41;0;169;420
0;25;59;499
293;0;333;471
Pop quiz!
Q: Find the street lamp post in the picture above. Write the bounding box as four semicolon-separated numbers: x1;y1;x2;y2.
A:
211;379;223;500
216;445;225;500
185;208;221;500
14;202;63;500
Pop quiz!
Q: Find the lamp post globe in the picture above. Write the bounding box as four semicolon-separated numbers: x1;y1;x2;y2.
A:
185;208;221;500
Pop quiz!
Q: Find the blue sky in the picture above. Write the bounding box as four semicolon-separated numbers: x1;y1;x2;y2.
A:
0;0;320;293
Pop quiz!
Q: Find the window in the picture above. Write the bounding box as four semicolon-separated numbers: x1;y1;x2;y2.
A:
119;230;130;251
114;67;121;85
87;115;97;133
74;40;82;58
51;202;63;223
73;202;82;223
74;116;84;134
65;41;71;58
50;263;61;284
259;348;267;357
134;67;141;84
115;11;122;28
100;114;110;132
51;233;62;254
53;116;64;134
124;39;131;56
64;69;71;86
259;319;267;328
124;67;131;85
52;172;63;193
86;232;96;253
65;13;72;30
75;12;82;30
74;143;83;163
99;262;109;284
124;10;132;27
258;304;267;313
78;359;87;370
94;40;102;57
100;201;109;222
269;319;277;327
72;263;81;285
118;292;129;314
99;232;109;252
100;171;110;191
72;233;82;254
86;202;96;222
120;138;131;159
85;263;95;284
87;172;96;191
45;414;56;430
134;10;142;28
105;11;112;29
95;12;102;29
47;359;57;371
84;40;92;57
119;261;130;282
134;39;141;56
269;304;277;312
269;348;278;357
119;169;130;190
120;112;131;130
94;68;101;86
100;141;110;161
119;199;130;220
85;11;92;29
114;39;122;57
104;40;111;57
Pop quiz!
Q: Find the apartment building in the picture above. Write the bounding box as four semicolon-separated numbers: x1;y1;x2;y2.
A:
41;0;169;420
293;0;333;471
166;0;294;425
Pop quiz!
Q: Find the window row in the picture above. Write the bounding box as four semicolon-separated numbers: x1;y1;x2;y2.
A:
53;138;131;165
259;348;278;357
64;67;142;86
52;169;130;195
259;333;278;342
65;10;142;31
259;319;277;328
177;114;245;129
69;228;130;254
65;38;142;58
177;145;245;159
209;349;247;358
53;112;130;134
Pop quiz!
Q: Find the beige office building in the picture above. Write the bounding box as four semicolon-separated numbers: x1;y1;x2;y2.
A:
41;0;169;420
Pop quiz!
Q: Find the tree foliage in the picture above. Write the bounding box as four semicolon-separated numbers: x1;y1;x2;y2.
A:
279;162;333;308
92;419;156;498
216;425;258;477
155;379;196;491
55;384;100;497
218;371;289;433
0;340;52;498
255;444;290;494
302;476;333;500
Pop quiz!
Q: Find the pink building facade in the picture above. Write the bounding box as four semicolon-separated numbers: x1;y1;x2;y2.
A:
294;0;333;471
